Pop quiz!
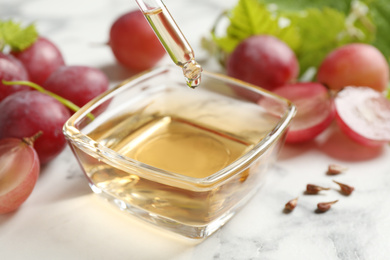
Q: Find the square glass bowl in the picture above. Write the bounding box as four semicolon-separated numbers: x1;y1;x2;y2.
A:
63;65;295;239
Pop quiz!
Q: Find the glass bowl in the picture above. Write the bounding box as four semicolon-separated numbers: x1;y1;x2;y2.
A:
63;65;296;239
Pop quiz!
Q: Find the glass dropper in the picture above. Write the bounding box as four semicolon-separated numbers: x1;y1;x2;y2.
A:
135;0;202;88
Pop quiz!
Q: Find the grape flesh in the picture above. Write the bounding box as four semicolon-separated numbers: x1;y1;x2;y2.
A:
317;43;389;92
0;137;40;214
0;52;30;102
43;65;109;111
270;82;335;143
11;36;65;86
334;86;390;147
0;91;71;164
227;35;299;91
109;10;166;71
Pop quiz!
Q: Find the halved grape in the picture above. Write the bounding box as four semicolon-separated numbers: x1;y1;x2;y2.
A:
270;82;335;143
0;135;40;214
334;86;390;147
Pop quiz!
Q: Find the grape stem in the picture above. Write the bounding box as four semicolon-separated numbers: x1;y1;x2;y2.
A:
22;131;43;146
2;80;95;120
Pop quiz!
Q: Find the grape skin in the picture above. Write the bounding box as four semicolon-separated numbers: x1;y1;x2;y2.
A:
270;82;335;143
227;35;299;91
43;65;109;112
0;137;40;214
0;52;30;102
0;91;71;164
11;36;65;86
317;43;389;92
334;86;390;147
109;10;166;71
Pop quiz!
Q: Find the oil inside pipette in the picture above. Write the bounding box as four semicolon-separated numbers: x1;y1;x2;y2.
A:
143;7;202;88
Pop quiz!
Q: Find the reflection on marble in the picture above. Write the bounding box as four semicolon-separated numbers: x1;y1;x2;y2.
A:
1;0;390;259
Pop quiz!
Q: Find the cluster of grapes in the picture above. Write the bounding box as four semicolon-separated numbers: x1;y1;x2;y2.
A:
0;36;110;162
0;35;110;213
227;35;390;147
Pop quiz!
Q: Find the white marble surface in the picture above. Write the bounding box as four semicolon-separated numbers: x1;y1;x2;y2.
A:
1;0;390;259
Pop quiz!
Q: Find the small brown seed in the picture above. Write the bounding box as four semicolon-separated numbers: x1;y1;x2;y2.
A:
333;180;355;195
327;164;348;175
306;184;330;194
285;197;298;211
317;200;338;212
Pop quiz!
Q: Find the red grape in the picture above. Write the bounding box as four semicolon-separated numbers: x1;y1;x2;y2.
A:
269;82;335;143
334;86;390;147
11;36;65;86
43;65;109;110
109;9;166;71
227;35;299;91
0;91;71;164
317;43;389;92
0;135;40;214
0;52;30;102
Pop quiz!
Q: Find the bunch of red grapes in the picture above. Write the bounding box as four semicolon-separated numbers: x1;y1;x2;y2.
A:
0;35;110;213
0;37;110;164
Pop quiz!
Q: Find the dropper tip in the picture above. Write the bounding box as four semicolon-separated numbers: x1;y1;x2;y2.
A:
183;59;202;89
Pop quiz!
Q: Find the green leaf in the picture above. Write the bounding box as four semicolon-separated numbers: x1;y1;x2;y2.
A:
254;0;388;61
256;0;385;35
0;20;38;52
287;7;372;74
361;0;390;61
211;0;300;54
255;0;353;13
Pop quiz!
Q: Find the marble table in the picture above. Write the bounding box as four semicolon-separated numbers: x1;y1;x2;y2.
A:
1;0;390;259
